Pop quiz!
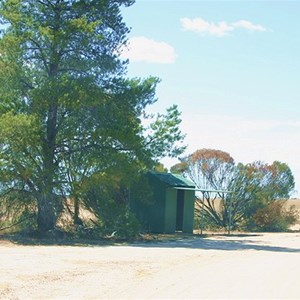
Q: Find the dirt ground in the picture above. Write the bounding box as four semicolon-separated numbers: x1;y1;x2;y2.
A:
1;232;300;300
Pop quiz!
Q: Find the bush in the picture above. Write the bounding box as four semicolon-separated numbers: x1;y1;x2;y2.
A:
194;213;223;232
252;200;299;232
82;184;140;240
0;194;37;233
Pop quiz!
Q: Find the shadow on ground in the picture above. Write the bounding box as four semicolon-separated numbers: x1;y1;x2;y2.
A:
1;233;300;254
132;233;300;253
0;234;116;247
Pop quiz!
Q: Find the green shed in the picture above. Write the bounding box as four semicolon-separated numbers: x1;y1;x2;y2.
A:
131;172;196;233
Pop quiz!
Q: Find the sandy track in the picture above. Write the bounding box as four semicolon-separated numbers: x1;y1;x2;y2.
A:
1;233;300;299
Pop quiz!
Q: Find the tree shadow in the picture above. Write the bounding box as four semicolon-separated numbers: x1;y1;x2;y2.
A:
0;234;117;247
1;233;300;254
131;233;300;253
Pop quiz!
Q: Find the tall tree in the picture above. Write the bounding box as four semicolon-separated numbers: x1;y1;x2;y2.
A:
0;0;185;233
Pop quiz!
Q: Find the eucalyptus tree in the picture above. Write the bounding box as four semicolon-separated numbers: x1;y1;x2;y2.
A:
0;0;185;233
171;149;295;230
230;161;295;225
171;149;236;228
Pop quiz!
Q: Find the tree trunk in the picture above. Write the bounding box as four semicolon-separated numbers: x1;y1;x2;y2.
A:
73;197;83;225
37;98;59;232
37;193;57;232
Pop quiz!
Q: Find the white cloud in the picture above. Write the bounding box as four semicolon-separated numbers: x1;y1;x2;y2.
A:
180;17;233;37
180;17;267;37
233;20;266;32
120;36;176;64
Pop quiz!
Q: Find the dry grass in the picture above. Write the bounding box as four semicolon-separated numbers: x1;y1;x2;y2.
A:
285;198;300;230
196;198;300;211
286;198;300;210
57;198;97;229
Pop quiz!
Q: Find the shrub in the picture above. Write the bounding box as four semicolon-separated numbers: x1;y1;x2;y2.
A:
0;194;37;233
252;200;299;232
82;184;140;240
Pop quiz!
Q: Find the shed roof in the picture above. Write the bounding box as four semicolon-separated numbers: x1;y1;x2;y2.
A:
149;172;195;188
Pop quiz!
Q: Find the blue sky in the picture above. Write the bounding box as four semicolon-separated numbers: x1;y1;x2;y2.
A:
121;1;300;197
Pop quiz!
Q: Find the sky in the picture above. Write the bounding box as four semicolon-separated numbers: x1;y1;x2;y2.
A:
120;0;300;197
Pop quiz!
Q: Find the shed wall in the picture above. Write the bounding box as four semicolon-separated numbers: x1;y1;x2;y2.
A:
164;189;177;233
182;190;195;233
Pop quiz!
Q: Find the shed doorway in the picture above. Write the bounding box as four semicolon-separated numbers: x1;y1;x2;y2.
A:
176;189;184;231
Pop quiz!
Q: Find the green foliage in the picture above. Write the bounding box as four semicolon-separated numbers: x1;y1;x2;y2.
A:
0;192;36;233
145;105;186;160
80;175;140;239
153;163;168;173
230;161;295;228
0;0;186;234
194;204;223;232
